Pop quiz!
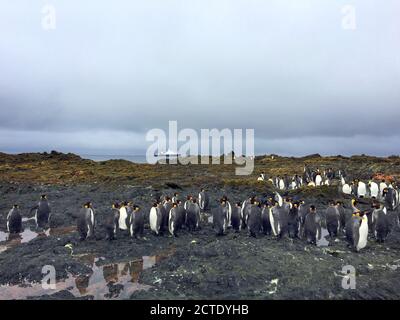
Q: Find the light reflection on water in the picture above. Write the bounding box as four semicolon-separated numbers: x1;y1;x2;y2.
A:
0;226;76;253
0;250;174;300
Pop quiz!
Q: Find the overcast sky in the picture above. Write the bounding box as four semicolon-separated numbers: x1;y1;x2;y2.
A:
1;0;399;156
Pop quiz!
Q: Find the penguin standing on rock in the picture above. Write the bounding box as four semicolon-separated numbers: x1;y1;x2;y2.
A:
186;199;201;231
248;199;262;237
157;202;168;234
221;195;232;229
105;203;120;241
326;201;340;239
269;201;281;238
168;203;180;237
149;203;162;235
287;202;300;239
30;195;51;229
231;202;241;232
7;204;22;234
261;202;272;236
298;200;308;239
125;201;134;231
213;199;228;236
175;200;186;232
371;201;390;243
304;205;321;245
163;197;173;230
241;197;253;229
199;188;210;212
130;205;144;239
353;211;368;252
77;202;95;241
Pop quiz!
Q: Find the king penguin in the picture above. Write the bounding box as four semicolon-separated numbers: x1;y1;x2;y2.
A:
231;202;241;232
7;204;22;234
247;199;262;237
325;201;340;239
287;202;300;239
168;203;179;237
357;181;367;198
149;203;162;235
77;202;95;241
353;211;368;252
269;201;281;238
130;205;144;239
304;205;322;245
105;203;120;241
261;202;272;236
213;199;228;236
186;199;201;231
199;188;210;212
163;197;173;231
371;201;390;243
30;195;51;229
369;180;379;199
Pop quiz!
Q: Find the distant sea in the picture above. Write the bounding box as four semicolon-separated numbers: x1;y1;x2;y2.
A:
81;155;148;164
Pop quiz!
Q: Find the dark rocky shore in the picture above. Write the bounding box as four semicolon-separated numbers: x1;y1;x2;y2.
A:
0;152;399;300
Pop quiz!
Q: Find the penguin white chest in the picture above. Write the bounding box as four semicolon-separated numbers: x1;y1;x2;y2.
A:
370;183;379;198
357;217;368;251
343;184;352;195
315;175;322;186
149;207;158;234
119;207;128;230
358;182;367;197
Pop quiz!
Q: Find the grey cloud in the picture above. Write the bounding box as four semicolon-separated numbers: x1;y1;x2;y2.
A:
0;0;399;155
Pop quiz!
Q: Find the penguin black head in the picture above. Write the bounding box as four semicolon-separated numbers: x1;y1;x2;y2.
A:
172;203;178;208
84;202;92;208
352;199;359;206
165;196;171;202
41;194;47;199
192;198;197;204
152;202;158;207
133;205;140;211
236;202;241;207
13;204;19;209
310;205;316;212
174;192;179;196
176;200;182;205
187;195;193;200
112;202;120;209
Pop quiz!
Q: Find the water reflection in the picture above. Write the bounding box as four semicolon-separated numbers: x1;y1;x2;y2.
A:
0;254;168;300
0;226;76;253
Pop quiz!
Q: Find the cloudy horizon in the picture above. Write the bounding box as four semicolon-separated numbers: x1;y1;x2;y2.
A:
1;1;400;157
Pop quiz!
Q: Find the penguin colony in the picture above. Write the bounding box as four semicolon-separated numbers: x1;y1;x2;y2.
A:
5;176;400;253
258;166;400;207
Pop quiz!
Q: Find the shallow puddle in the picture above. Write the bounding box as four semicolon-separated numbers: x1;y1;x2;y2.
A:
0;226;76;253
0;252;173;300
